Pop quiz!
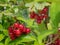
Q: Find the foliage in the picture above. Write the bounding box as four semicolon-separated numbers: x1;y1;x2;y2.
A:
0;0;60;45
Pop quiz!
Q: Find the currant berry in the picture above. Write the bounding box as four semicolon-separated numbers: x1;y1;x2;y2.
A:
30;11;37;19
44;15;48;19
36;19;41;24
55;38;60;45
43;7;48;13
40;7;48;15
8;26;13;33
13;23;19;28
13;29;22;37
23;27;27;33
19;24;24;30
9;33;16;40
25;28;30;34
39;16;43;20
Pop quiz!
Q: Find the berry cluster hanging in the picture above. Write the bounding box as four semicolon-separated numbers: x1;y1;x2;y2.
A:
25;2;50;24
8;22;30;40
29;6;49;24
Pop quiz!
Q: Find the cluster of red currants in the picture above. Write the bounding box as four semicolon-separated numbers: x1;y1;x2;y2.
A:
30;6;48;24
49;38;60;45
8;22;30;40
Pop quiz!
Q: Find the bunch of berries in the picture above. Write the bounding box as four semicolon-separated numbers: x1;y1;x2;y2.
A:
49;38;60;45
8;22;30;40
30;6;49;24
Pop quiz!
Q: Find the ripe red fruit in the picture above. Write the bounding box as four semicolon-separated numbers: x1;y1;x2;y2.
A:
44;15;48;19
9;33;16;40
13;29;22;37
13;23;19;28
19;24;24;30
8;26;13;33
23;27;27;33
35;15;43;20
35;15;42;24
43;7;48;12
30;11;37;19
25;28;30;34
39;15;43;20
40;7;48;15
55;38;60;45
36;19;41;24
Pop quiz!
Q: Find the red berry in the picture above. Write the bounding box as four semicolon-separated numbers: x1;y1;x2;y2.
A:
43;7;48;12
55;38;60;45
19;24;24;30
35;15;42;24
23;27;27;33
13;29;22;37
35;15;43;20
44;15;48;19
30;11;37;19
9;33;16;40
39;16;43;20
40;7;48;15
36;19;41;24
13;23;19;28
25;28;30;34
8;26;13;33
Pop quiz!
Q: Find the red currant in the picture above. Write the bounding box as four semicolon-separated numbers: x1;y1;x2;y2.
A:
30;11;37;19
25;28;30;34
19;24;24;30
23;27;27;33
8;26;13;33
9;33;16;40
40;7;48;15
13;23;19;28
13;29;22;37
43;7;48;13
36;19;41;24
44;15;48;19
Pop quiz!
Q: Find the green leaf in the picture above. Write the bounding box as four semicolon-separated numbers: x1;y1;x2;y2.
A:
5;37;11;45
26;19;34;27
38;22;47;31
34;41;39;45
0;24;3;31
0;34;5;41
47;23;53;30
38;29;57;41
3;29;8;36
9;43;15;45
21;35;35;42
15;35;35;45
0;42;4;45
49;2;60;28
52;12;60;28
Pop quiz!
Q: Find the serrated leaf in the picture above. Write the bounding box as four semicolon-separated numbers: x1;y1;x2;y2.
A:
0;34;5;41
